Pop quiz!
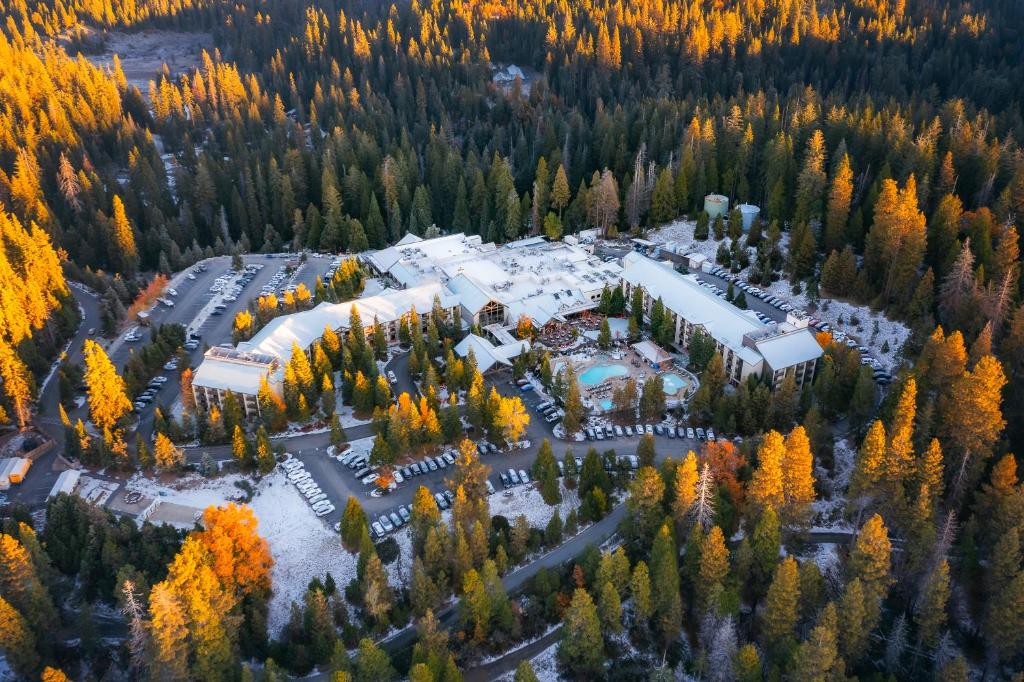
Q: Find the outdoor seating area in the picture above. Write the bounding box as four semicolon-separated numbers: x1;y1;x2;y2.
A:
536;315;601;350
556;343;699;414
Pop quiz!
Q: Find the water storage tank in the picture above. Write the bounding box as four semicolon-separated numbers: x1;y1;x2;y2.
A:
737;204;761;231
703;194;729;220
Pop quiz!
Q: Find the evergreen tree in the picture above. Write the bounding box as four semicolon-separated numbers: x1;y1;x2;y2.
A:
557;588;604;676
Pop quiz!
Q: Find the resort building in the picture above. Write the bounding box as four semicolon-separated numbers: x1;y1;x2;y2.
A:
620;252;821;389
364;233;622;328
191;282;459;409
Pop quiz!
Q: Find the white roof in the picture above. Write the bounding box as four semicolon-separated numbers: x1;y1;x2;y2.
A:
632;340;672;365
365;233;621;323
454;334;530;373
622;252;765;366
447;274;495;314
754;329;823;370
192;355;272;395
242;282;458;365
48;469;81;499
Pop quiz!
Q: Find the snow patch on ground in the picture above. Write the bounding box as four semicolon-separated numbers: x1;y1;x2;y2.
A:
124;471;250;509
249;470;355;635
644;218;910;372
811;437;856;531
489;485;580;532
648;218;750;266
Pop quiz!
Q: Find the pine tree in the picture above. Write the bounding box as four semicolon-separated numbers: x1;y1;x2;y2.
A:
631;560;653;626
794;130;828;225
354;638;397;682
110;195;139;274
650;523;682;645
837;578;868;665
153;433;184;471
83;339;132;430
790;603;842;681
761;557;799;658
147;582;190;680
823;153;854;252
672;451;699;530
782;426;816;524
849;514;893;628
850;419;886;502
915;560;950;650
598;580;623;635
751;506;781;597
558;588;605;676
0;595;39;677
514;661;540;682
341;497;368;552
698;526;730;613
749;430;786;512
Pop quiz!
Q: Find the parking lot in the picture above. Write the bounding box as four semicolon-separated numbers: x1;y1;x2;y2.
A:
696;267;892;386
105;253;336;438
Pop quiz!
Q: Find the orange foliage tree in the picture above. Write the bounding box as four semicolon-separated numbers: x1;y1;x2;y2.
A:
197;503;273;597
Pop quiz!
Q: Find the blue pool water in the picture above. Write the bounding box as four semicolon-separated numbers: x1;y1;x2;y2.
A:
579;363;629;386
598;398;613;411
661;373;689;395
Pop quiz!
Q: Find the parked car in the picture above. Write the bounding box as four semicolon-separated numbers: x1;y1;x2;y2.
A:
315;505;335;517
687;427;696;439
706;428;716;442
389;512;403;528
518;470;529;483
442;452;455;465
398;506;411;522
508;469;521;484
696;428;706;441
371;522;385;537
500;473;511;488
362;473;379;485
379;516;394;532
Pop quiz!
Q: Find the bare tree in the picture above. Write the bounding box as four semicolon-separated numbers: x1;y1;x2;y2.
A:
692;462;716;530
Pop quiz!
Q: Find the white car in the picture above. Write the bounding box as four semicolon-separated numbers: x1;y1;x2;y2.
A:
309;493;327;504
304;487;322;498
283;461;303;471
314;505;335;517
362;473;379;485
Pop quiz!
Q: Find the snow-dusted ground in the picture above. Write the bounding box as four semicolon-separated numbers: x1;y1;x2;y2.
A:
124;471;250;508
811;437;855;532
642;218;909;371
123;468;356;635
490;485;580;531
334;404;372;429
250;471;355;635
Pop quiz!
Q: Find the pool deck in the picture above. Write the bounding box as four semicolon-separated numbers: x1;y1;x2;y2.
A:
561;347;698;413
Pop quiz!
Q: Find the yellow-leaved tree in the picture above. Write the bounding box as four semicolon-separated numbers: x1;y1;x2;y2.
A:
83;339;132;430
749;430;786;513
153;433;185;471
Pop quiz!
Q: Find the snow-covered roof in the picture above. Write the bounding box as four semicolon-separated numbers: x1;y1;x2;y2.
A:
632;340;672;365
754;328;823;370
447;273;496;314
364;233;621;326
622;252;764;366
454;334;530;373
241;282;458;365
192;353;274;395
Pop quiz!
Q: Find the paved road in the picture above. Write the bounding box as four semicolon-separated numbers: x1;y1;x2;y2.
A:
7;285;106;508
376;501;627;658
206;362;709;526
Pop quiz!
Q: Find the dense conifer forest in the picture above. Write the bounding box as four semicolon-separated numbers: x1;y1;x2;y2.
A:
1;0;1024;679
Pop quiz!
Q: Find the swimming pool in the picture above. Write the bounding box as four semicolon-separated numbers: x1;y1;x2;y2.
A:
579;363;629;386
598;398;613;411
661;373;689;395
